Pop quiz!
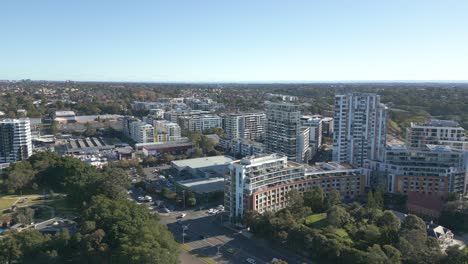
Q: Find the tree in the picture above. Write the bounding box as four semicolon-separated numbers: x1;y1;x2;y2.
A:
439;200;468;233
325;189;341;209
0;229;52;263
367;191;376;210
401;214;426;233
162;153;175;164
303;187;324;212
4;161;36;193
382;244;402;264
374;187;384;210
13;207;35;225
286;189;304;212
50;120;59;135
99;167;131;200
187;197;197;207
190;147;204;158
377;211;400;231
160;188;169;198
444;246;468;264
367;244;390;264
83;196;179;263
326;205;350;227
84;122;96;137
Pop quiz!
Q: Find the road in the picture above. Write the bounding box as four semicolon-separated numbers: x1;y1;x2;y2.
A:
160;208;311;264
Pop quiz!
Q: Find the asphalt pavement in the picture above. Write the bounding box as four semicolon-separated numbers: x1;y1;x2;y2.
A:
160;208;311;264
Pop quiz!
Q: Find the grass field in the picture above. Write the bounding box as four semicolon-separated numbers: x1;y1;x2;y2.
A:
0;197;16;210
305;213;327;228
0;193;75;219
335;228;353;242
305;213;354;242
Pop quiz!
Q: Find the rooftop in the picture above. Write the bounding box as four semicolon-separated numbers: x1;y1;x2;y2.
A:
55;110;76;117
34;217;77;235
416;119;461;128
172;156;234;169
178;177;225;193
304;162;359;175
235;153;292;166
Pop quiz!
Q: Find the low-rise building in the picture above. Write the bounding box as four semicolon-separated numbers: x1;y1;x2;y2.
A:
364;144;468;197
34;217;77;235
63;137;114;155
171;155;234;178
137;139;193;157
225;154;364;221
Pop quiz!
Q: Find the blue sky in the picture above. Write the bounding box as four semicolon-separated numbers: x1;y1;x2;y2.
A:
1;0;467;82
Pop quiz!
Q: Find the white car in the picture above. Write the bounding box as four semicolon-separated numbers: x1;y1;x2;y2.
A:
246;258;256;264
177;213;186;219
207;209;219;214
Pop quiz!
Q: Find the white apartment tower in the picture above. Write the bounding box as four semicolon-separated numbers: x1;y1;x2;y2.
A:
300;115;323;150
130;121;154;144
332;93;387;167
265;102;309;163
224;113;266;141
0;118;33;163
153;120;181;142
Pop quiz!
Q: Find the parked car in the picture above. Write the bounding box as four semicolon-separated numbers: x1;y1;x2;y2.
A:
246;258;256;264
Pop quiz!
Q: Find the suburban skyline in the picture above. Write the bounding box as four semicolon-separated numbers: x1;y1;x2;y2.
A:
1;0;467;82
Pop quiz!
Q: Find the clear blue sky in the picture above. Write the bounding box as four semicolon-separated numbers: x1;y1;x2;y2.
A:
1;0;467;82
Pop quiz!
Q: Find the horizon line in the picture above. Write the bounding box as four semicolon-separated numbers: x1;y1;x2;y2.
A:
2;79;468;84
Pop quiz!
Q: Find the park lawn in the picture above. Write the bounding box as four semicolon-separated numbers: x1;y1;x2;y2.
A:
0;193;76;218
0;194;43;211
335;228;353;242
305;213;328;228
0;197;16;210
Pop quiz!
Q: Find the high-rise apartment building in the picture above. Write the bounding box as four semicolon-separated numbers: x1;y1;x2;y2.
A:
406;119;467;150
223;113;267;141
178;114;222;135
332;93;387;167
265;102;309;163
224;154;364;221
153;120;181;142
300;115;323;151
0;118;33;163
129;121;154;144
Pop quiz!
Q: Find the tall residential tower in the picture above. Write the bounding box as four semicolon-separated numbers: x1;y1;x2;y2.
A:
332;93;387;167
0;118;33;163
265;102;309;163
